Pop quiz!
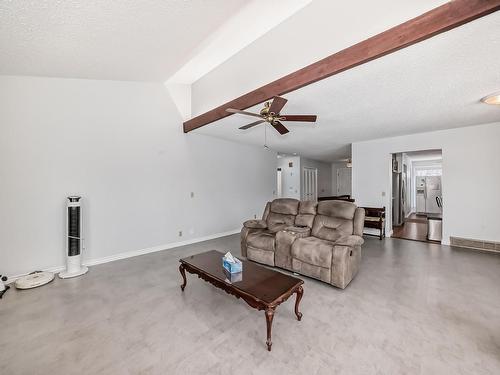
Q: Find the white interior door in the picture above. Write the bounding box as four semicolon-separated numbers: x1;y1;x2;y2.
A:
337;168;352;196
302;167;317;201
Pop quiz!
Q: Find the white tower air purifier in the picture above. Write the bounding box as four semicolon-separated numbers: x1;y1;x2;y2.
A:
59;196;88;279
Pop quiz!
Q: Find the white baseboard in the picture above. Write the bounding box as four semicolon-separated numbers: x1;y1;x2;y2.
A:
84;228;240;267
7;229;240;283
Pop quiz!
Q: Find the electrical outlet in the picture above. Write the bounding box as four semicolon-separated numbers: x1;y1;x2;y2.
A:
254;214;257;219
178;230;183;237
382;191;386;197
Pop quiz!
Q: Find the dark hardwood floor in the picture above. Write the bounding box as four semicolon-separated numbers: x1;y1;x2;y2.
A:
392;213;437;243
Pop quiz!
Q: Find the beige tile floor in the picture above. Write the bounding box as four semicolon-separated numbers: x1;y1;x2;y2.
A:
1;235;499;374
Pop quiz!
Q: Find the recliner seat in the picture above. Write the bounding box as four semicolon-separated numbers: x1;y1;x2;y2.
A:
241;198;299;266
241;198;365;289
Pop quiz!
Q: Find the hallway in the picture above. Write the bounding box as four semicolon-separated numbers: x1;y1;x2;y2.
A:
392;213;433;243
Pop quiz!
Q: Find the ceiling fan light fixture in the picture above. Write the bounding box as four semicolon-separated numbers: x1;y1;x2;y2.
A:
480;92;500;105
227;96;316;135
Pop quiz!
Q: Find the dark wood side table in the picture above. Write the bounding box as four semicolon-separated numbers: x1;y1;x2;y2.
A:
179;250;304;351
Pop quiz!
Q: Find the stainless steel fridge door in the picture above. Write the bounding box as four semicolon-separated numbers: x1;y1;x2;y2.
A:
416;176;426;213
425;176;442;214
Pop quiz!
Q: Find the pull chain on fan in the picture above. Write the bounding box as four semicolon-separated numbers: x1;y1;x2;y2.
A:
263;122;269;150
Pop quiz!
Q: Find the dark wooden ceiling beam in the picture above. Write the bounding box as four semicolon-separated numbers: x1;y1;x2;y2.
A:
184;0;500;133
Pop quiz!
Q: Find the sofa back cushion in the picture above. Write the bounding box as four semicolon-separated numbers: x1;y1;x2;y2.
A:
267;212;296;233
295;201;317;228
311;201;356;241
266;198;299;233
270;198;299;215
317;200;356;219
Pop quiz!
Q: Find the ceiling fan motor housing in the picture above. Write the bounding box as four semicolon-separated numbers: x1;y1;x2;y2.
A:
260;102;271;116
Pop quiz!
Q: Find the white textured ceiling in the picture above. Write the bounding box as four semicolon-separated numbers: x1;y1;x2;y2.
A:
0;0;246;81
167;0;312;84
195;12;500;162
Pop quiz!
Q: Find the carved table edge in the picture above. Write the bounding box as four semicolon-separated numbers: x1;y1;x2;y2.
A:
178;259;304;311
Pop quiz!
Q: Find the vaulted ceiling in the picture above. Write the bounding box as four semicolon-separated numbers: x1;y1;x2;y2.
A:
194;11;500;161
1;1;499;163
0;0;311;82
0;0;246;81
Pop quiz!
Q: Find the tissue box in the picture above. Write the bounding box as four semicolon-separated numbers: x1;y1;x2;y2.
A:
222;257;243;274
223;269;242;283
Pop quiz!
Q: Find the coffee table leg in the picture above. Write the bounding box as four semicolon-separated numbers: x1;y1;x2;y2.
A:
179;264;187;291
265;308;275;351
294;285;303;321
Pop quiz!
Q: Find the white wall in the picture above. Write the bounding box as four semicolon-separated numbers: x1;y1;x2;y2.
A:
0;76;276;277
277;156;301;199
352;122;500;244
300;157;332;198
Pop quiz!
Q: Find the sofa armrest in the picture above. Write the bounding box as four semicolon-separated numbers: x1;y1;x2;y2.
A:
334;235;364;247
241;226;266;258
243;219;267;229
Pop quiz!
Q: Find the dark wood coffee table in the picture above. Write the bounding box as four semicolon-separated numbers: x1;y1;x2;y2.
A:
179;250;304;351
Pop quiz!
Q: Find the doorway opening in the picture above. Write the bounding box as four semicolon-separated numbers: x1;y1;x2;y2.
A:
391;150;443;243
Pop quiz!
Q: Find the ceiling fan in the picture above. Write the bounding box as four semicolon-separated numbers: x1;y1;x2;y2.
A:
226;96;317;135
337;158;352;168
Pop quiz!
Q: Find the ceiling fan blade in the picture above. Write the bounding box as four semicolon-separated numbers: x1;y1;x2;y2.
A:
239;120;265;130
280;115;317;122
269;96;288;114
226;108;263;119
271;121;289;135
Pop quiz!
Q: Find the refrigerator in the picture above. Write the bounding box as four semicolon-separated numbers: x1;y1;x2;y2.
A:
416;176;442;214
392;172;405;226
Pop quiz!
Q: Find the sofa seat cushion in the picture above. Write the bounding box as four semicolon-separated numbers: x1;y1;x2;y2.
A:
291;237;334;268
247;230;276;252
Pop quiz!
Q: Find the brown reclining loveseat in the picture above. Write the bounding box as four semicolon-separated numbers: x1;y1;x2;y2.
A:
241;198;365;289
